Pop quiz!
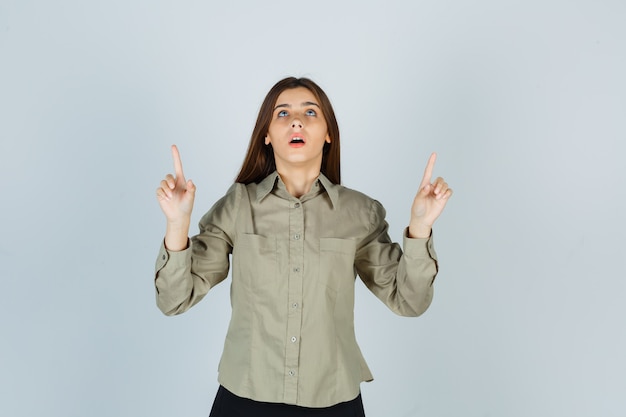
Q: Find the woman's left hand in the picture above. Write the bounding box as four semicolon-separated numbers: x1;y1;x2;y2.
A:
409;153;453;238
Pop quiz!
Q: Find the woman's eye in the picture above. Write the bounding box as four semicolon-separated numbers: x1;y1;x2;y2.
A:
305;109;317;116
278;110;288;117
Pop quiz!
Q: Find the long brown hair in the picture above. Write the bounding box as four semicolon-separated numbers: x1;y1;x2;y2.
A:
235;77;341;184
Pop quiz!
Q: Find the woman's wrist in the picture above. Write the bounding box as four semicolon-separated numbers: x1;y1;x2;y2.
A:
408;222;431;239
165;219;191;251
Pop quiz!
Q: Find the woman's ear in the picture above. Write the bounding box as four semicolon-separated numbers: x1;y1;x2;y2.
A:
265;136;271;145
325;134;331;144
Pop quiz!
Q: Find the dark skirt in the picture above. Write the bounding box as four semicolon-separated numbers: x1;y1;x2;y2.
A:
209;385;366;417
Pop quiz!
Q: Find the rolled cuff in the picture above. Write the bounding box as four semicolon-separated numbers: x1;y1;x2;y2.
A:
402;227;438;261
155;238;192;274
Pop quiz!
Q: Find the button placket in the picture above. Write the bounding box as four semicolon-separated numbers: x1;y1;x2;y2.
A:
284;198;304;403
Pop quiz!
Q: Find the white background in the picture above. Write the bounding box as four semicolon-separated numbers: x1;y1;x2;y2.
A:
1;1;625;416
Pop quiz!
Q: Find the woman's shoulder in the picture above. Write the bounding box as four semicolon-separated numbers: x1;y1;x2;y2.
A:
335;182;381;207
198;182;245;225
214;182;246;205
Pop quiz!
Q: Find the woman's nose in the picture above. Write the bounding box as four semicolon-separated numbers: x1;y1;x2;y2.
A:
291;118;303;129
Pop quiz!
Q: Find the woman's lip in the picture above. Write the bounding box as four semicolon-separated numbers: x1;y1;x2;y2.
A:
289;133;306;147
290;133;306;142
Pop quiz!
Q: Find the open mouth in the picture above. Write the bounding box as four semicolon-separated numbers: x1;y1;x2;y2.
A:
290;135;306;146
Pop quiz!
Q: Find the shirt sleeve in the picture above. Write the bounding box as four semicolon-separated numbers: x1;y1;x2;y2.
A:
154;183;242;316
355;199;439;317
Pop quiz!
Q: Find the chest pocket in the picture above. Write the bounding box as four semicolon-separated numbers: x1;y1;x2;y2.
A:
233;233;278;291
319;238;357;292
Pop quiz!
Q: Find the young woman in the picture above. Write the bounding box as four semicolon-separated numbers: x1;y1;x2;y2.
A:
155;77;452;416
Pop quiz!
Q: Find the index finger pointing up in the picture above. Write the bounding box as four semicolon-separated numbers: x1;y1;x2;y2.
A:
171;144;185;179
420;152;437;188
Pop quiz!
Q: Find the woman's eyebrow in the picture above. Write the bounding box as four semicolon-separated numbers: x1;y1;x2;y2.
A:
273;101;320;111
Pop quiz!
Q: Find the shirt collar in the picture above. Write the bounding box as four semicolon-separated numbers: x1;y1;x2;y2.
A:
255;171;340;209
317;173;340;209
255;171;280;202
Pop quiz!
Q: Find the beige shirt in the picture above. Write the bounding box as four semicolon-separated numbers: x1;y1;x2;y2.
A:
155;172;439;408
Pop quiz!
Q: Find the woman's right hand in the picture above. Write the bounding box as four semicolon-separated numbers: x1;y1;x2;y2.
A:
156;145;196;250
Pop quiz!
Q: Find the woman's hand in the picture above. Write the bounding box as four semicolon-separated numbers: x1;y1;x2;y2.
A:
408;153;452;238
156;145;196;250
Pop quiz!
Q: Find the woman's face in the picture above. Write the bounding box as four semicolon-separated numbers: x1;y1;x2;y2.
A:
265;87;330;173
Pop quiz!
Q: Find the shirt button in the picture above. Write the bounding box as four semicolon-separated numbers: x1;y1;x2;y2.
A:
292;302;298;309
294;202;301;208
294;234;301;240
288;370;295;376
293;267;300;273
291;336;297;343
162;255;166;260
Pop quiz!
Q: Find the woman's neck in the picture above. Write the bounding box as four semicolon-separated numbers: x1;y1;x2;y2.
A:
276;167;321;198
